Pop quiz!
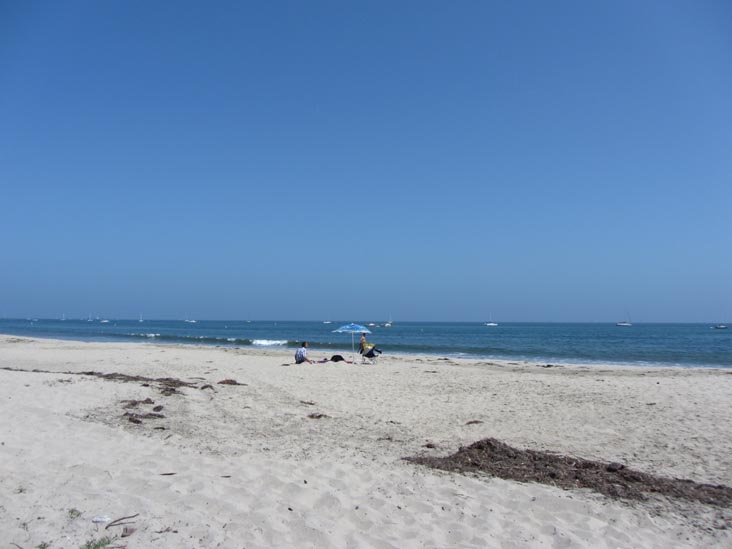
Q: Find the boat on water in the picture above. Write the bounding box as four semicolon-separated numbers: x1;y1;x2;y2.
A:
322;320;332;324
100;319;110;323
713;324;728;330
484;313;498;327
616;311;632;327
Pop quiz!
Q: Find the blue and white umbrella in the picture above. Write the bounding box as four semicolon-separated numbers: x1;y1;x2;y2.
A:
333;323;371;361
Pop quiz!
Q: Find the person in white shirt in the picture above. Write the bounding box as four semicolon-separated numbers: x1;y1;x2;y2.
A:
295;342;313;364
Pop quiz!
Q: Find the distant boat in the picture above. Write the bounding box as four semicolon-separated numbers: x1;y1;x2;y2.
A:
322;320;332;324
617;312;632;327
484;313;498;327
139;314;144;323
100;319;110;323
713;324;728;330
185;319;197;323
383;314;393;328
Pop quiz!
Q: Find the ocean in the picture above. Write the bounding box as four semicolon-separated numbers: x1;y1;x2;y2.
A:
1;319;730;368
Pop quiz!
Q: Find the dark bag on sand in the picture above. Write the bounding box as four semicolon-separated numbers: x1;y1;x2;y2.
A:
330;354;346;362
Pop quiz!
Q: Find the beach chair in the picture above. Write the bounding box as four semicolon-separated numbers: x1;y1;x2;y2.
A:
360;343;382;364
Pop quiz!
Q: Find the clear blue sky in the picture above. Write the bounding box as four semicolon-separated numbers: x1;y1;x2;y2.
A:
2;1;731;322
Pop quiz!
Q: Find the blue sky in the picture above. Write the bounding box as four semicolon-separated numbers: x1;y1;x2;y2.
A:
1;1;731;322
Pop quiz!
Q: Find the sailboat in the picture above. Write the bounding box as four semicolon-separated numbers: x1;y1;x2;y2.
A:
616;314;632;327
139;314;144;323
485;313;498;327
383;314;393;328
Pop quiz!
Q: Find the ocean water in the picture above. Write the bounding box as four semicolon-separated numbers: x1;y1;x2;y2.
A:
1;319;730;368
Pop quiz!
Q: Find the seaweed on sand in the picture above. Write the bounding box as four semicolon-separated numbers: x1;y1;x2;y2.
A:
406;438;732;506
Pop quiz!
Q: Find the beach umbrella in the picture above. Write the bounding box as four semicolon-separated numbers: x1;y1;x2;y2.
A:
333;323;371;362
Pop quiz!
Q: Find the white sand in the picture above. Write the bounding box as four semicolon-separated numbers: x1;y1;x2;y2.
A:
1;335;731;548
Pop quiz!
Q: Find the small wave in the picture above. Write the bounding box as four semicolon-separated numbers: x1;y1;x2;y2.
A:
125;333;253;346
252;339;288;346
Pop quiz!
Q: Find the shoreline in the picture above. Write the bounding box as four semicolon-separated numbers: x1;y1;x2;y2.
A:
1;329;730;370
2;335;731;547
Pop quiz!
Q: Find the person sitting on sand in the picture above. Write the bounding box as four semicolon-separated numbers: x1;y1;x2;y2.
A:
295;342;313;364
359;332;367;353
361;344;382;359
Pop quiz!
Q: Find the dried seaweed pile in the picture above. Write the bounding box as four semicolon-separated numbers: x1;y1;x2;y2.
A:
406;438;732;506
79;371;198;395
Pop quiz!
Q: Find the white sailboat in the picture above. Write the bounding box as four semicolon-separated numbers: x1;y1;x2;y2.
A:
485;313;498;327
383;314;393;328
616;313;632;327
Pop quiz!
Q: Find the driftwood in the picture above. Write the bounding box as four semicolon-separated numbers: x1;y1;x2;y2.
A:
105;513;139;529
218;379;247;385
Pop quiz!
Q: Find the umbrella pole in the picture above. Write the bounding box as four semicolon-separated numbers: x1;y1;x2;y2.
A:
351;333;355;363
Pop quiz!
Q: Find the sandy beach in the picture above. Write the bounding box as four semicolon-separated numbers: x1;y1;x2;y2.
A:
1;335;731;548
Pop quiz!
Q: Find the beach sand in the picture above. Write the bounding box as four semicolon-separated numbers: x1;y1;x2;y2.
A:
1;335;731;548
